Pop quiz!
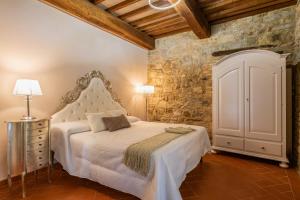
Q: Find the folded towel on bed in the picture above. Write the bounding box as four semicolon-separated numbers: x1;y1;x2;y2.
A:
123;127;195;176
165;127;195;134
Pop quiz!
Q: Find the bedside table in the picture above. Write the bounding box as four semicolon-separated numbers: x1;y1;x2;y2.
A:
6;118;51;198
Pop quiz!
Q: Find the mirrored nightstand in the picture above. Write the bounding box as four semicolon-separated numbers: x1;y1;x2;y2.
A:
6;118;51;198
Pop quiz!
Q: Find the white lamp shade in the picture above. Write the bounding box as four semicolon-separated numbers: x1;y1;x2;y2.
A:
135;85;155;94
13;79;43;96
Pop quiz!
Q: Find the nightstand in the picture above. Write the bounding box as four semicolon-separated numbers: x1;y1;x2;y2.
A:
6;118;51;198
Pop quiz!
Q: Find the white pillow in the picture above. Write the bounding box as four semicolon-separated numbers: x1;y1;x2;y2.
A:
86;112;109;133
51;120;91;134
127;116;141;123
107;109;127;117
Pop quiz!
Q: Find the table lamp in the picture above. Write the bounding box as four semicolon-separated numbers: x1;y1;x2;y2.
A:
13;79;43;120
135;84;154;120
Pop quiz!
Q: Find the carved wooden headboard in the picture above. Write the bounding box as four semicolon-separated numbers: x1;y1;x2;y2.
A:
51;70;126;124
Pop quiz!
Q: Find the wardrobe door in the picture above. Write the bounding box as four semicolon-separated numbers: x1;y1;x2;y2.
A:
213;59;244;137
244;63;282;142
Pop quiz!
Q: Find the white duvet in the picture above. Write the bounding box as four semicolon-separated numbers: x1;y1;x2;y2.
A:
51;120;211;200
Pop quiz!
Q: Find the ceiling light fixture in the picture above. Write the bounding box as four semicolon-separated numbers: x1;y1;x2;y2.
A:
148;0;181;10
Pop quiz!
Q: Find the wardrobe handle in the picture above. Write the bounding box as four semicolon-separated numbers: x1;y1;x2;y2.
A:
246;98;249;102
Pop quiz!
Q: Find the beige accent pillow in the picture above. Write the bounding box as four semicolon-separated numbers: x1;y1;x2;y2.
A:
102;114;131;132
86;112;108;133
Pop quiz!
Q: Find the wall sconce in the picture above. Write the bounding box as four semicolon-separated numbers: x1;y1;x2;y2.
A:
135;85;155;94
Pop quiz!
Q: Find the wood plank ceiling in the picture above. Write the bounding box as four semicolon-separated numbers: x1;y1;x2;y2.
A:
40;0;297;49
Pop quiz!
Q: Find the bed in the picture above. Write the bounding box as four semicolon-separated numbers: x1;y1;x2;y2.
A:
50;71;211;200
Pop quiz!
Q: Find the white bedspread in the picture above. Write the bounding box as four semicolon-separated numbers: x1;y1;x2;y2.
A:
51;121;211;200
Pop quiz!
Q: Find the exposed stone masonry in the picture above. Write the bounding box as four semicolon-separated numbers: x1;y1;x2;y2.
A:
295;66;300;172
148;60;212;133
294;2;300;172
148;6;296;139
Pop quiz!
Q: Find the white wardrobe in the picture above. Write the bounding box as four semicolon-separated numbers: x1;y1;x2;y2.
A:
212;50;289;167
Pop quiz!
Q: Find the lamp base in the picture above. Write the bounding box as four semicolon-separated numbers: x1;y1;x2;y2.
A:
21;116;36;121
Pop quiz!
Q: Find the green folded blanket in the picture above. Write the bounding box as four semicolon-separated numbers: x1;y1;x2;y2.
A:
123;127;195;176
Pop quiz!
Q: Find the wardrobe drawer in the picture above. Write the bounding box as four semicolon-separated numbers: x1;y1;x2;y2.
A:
245;139;282;157
214;135;244;150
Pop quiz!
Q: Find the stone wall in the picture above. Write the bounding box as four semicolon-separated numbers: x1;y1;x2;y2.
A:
148;6;296;138
294;2;300;172
295;66;300;171
148;60;212;133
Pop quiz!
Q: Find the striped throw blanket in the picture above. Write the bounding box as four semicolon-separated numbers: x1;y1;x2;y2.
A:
123;127;195;176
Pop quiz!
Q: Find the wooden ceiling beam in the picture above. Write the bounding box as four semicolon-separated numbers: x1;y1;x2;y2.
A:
148;23;190;35
130;9;177;26
198;0;221;8
118;1;166;20
170;0;210;39
139;16;184;31
153;27;191;38
145;21;187;32
93;0;106;4
107;0;141;12
118;1;164;20
208;0;296;21
119;4;153;20
204;0;246;14
138;16;183;30
39;0;155;49
211;0;296;24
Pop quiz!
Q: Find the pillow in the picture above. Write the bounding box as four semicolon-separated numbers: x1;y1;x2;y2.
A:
107;109;127;117
102;114;131;132
127;116;141;123
51;120;91;134
86;112;109;133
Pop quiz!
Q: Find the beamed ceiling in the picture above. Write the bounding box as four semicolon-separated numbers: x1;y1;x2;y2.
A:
40;0;297;49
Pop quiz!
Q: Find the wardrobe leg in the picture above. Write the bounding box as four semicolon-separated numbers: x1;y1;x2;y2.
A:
211;149;218;154
279;162;289;168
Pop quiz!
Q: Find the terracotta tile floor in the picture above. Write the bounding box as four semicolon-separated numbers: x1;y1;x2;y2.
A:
1;153;300;200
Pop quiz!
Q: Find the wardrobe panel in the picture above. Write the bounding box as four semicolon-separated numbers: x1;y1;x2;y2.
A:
219;69;240;129
213;59;244;137
245;65;282;142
